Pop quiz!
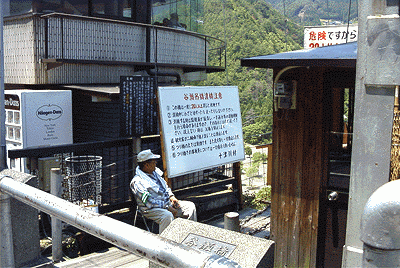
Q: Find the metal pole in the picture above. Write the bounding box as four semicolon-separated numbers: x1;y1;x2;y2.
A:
0;8;13;267
0;191;15;268
0;176;241;268
360;180;400;267
50;168;63;263
0;0;7;171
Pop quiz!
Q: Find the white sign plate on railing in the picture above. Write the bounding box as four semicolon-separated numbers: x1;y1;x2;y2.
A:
158;86;245;178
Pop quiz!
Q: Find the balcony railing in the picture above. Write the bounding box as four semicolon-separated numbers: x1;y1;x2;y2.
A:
40;12;226;73
3;13;225;84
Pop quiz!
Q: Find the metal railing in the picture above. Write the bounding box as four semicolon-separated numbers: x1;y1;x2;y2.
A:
8;137;242;213
8;137;135;212
0;174;241;268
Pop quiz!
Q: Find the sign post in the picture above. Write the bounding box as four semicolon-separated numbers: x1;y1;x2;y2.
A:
158;86;245;178
1;3;6;170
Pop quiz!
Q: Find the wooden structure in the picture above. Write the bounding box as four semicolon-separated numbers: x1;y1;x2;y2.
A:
241;42;357;267
255;143;273;186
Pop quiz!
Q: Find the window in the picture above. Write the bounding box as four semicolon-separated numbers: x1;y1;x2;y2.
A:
63;0;89;15
7;0;204;33
7;111;13;124
152;0;203;32
10;158;16;169
38;0;63;13
13;111;20;125
7;126;14;140
7;0;33;16
15;128;21;141
92;0;128;18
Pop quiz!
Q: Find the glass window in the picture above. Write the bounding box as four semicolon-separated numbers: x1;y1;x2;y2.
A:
92;0;105;15
135;0;149;23
92;0;121;17
7;0;33;16
91;0;135;20
7;127;14;140
36;0;88;15
152;0;202;32
7;111;13;124
14;128;21;141
63;0;89;16
14;111;20;125
10;158;16;169
38;0;63;13
121;0;131;18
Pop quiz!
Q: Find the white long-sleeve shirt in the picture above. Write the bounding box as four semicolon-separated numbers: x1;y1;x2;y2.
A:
130;166;174;211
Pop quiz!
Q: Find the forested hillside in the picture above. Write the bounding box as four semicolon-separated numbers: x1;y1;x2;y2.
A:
266;0;358;26
197;0;303;145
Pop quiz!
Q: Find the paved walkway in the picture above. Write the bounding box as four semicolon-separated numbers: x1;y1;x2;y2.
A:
53;247;148;268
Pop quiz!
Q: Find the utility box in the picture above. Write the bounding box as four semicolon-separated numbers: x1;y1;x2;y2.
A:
4;90;73;173
38;157;62;192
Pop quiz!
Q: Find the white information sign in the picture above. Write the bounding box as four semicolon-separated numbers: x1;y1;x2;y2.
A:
304;25;358;49
158;86;245;178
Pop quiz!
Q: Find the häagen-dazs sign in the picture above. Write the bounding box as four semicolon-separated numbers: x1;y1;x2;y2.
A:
4;94;20;110
36;105;64;121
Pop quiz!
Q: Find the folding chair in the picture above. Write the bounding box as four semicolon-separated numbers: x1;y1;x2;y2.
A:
134;205;152;232
131;192;158;233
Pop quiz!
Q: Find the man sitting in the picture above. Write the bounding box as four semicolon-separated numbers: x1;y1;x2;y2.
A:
130;149;197;234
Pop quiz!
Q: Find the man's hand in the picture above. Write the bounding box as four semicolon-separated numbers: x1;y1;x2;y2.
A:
170;196;180;209
168;205;178;217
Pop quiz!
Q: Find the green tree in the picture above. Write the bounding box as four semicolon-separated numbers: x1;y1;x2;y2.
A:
266;0;358;26
245;165;258;186
252;152;267;166
245;145;253;157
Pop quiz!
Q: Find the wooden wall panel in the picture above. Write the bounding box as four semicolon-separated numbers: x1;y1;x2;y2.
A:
271;68;326;268
72;93;121;142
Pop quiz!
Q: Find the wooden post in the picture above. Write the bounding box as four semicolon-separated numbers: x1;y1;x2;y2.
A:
233;162;243;209
160;129;170;187
267;143;273;186
255;143;273;186
132;137;141;172
155;85;171;187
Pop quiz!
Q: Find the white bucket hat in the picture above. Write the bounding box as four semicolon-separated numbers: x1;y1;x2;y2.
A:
137;149;161;163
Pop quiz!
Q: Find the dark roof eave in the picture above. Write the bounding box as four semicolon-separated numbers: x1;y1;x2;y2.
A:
241;58;356;69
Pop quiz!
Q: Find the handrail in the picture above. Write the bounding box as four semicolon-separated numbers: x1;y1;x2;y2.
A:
8;137;133;159
0;174;241;268
39;12;225;43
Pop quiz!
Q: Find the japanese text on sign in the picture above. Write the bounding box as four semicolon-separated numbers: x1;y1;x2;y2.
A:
158;86;245;178
120;76;157;136
304;25;358;49
182;233;237;257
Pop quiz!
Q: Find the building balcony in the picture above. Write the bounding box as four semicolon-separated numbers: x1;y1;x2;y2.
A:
4;13;225;85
